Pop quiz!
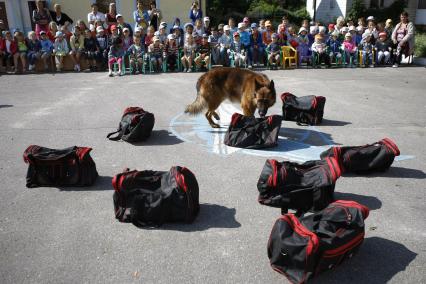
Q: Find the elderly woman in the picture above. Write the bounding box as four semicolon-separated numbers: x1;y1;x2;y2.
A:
32;0;52;38
50;4;73;28
391;11;415;68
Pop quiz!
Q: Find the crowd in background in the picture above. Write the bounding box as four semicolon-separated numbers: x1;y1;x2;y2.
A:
0;0;416;76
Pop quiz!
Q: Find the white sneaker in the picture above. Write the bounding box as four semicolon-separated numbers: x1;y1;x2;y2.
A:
28;65;34;71
369;64;374;68
108;70;113;77
74;64;78;71
392;63;399;68
76;64;81;72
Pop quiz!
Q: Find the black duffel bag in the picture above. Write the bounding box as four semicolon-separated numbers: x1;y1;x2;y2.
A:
281;92;326;125
224;113;282;149
107;107;155;142
113;166;200;227
257;157;341;214
268;200;369;284
23;145;98;188
320;138;400;174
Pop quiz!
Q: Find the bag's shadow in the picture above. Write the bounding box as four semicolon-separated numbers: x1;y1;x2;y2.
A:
160;203;241;232
343;166;426;179
334;192;382;210
320;119;352;126
314;237;417;284
130;130;183;146
0;104;13;109
58;175;113;191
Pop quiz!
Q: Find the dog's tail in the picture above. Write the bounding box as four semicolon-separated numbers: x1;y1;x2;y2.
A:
185;79;207;115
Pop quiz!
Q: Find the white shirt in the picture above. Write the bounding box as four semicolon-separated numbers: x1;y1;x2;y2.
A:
87;11;106;30
6;40;11;53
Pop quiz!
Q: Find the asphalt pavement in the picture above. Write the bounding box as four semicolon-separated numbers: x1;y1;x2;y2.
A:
0;66;425;283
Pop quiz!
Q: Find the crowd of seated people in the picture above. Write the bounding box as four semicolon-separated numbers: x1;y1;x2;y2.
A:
0;0;416;76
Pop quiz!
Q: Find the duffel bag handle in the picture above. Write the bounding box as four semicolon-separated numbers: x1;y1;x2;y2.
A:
107;129;123;141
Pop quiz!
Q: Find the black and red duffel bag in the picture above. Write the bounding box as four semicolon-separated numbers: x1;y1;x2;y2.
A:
320;138;400;174
113;166;199;227
23;145;98;188
257;158;341;214
268;200;369;284
107;107;155;142
281;92;326;125
224;113;282;149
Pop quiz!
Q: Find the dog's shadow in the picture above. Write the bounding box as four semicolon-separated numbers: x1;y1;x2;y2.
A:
130;130;183;146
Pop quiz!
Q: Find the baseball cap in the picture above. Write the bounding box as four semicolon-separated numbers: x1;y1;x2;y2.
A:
251;23;257;28
223;25;230;31
238;23;244;29
116;14;122;19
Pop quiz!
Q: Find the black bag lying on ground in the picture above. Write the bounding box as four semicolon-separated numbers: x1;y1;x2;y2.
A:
107;107;155;142
113;166;200;227
320;138;400;174
257;157;341;214
224;113;282;149
23;145;98;188
268;200;369;284
281;92;326;125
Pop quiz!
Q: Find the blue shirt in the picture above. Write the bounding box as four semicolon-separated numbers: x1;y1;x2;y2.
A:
238;30;250;47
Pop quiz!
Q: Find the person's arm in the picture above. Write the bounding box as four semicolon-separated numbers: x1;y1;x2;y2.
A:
391;23;399;44
88;13;93;26
63;13;73;26
401;22;414;44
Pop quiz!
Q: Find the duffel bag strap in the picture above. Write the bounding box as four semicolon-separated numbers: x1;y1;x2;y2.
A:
296;113;309;126
107;129;123;141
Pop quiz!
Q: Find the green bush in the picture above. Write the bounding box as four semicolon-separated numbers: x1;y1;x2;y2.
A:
415;32;426;57
347;0;367;22
246;1;310;26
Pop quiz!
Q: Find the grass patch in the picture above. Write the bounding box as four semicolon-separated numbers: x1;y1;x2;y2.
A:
415;32;426;58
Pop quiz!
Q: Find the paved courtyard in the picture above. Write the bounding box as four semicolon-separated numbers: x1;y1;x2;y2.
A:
0;66;425;283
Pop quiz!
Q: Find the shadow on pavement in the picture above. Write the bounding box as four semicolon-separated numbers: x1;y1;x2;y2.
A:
320;119;352;126
0;104;13;109
334;192;382;210
279;127;340;147
314;237;417;284
130;130;183;146
344;167;426;179
161;203;241;232
59;175;113;191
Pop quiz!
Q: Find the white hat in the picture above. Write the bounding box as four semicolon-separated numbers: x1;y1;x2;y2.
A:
115;14;122;19
367;16;375;22
223;25;230;31
362;31;372;39
160;22;167;28
173;25;179;30
348;25;356;32
298;27;307;34
318;26;326;33
345;32;352;38
204;16;210;22
123;27;129;32
341;26;349;32
356;26;363;32
167;34;175;40
135;27;143;32
96;26;104;32
331;30;340;37
309;26;317;34
238;22;244;29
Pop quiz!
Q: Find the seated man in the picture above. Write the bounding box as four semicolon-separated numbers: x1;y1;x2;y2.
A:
195;34;210;70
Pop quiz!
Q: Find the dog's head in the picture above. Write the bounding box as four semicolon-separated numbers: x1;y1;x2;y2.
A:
254;79;276;117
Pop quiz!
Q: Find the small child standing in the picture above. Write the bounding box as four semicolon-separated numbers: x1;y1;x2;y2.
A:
53;31;69;72
342;33;357;67
164;34;179;71
148;36;164;72
375;32;392;65
27;31;41;72
297;27;310;65
127;35;145;74
311;34;330;67
265;33;280;69
108;37;124;76
83;29;100;71
360;31;374;67
39;31;53;71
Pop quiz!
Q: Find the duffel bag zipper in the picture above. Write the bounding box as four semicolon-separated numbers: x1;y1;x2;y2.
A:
267;160;278;188
332;200;369;219
321;232;365;258
380;138;400;156
175;168;193;222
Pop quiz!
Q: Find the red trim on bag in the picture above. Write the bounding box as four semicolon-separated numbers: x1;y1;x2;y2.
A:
381;138;400;156
332;200;370;219
330;157;341;179
270;159;278;188
282;215;319;257
322;232;365;258
280;92;292;102
23;145;36;164
230;113;241;127
311;97;317;109
267;116;273;125
175;169;188;193
123;107;144;117
112;174;125;192
325;158;336;182
76;147;92;161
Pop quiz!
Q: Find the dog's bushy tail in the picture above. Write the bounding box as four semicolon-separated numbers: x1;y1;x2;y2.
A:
185;79;207;115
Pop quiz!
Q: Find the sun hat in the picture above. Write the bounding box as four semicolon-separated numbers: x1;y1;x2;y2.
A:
167;34;175;40
331;30;340;37
96;26;104;33
348;25;356;32
204;16;210;22
298;27;307;34
345;32;352;38
328;23;335;30
223;25;230;31
184;22;194;29
238;22;244;29
116;14;122;19
378;32;387;38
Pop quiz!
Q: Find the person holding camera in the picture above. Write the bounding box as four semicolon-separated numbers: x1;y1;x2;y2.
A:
148;1;162;31
189;1;202;24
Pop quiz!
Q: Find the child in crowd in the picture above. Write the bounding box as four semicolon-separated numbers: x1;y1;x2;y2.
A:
217;24;224;37
366;20;378;44
127;35;145;74
1;31;17;72
328;23;335;35
219;25;232;66
163;33;178;71
277;16;289;36
47;21;58;42
195;34;210;70
181;34;197;72
265;33;280;69
249;23;264;66
122;28;133;52
384;19;393;39
258;19;266;35
145;26;155;47
39;31;53;71
228;18;237;34
277;23;288;46
355;26;363;46
318;26;328;42
96;26;109;70
148;36;163;72
358;17;366;30
360;31;374;67
238;22;251;67
326;30;342;64
83;29;100;71
339;26;349;42
173;26;184;48
262;21;273;46
108;37;124;76
348;26;357;43
69;26;85;72
208;26;220;65
342;33;357;67
230;32;246;68
27;31;41;72
297;27;311;65
61;25;72;42
203;17;211;35
14;31;28;73
194;19;204;45
155;23;167;44
308;26;318;46
311;34;330;67
375;32;392;65
53;31;69;72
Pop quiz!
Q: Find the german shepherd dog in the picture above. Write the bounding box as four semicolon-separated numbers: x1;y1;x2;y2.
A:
184;67;276;128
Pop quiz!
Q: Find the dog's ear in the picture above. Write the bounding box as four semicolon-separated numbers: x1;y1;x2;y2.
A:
269;80;275;90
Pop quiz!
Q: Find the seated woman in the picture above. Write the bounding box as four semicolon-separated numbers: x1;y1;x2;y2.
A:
33;0;51;38
50;4;73;29
391;11;415;68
